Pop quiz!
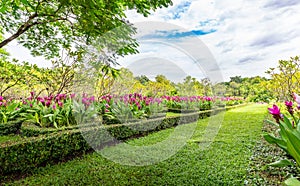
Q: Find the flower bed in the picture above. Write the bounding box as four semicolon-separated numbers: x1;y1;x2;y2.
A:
0;92;245;129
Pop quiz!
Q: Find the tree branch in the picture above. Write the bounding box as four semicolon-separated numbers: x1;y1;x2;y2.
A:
0;13;38;48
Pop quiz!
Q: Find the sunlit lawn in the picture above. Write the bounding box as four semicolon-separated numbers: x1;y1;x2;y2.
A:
4;104;267;185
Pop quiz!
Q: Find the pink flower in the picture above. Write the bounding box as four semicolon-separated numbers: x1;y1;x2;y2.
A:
0;96;3;101
268;104;281;115
70;93;76;99
268;104;283;123
58;101;63;107
89;96;95;102
285;101;293;107
45;101;51;107
285;101;294;115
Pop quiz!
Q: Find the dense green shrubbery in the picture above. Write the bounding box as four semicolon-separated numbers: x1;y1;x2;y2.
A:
0;131;91;175
0;120;23;136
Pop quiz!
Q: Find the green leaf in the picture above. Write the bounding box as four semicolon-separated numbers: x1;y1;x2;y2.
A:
43;114;54;118
263;133;287;152
35;112;40;125
282;115;293;130
284;177;300;186
53;121;58;128
285;130;300;165
268;159;294;167
265;119;279;127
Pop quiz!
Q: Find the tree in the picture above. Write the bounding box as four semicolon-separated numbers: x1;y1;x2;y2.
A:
0;30;9;58
0;0;172;59
176;76;205;96
135;75;150;85
266;56;300;100
230;76;243;84
35;50;79;96
110;68;140;95
213;82;226;96
94;64;120;99
0;59;36;97
201;78;212;96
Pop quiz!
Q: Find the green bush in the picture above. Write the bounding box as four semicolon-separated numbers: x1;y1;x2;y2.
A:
0;120;23;136
0;131;91;175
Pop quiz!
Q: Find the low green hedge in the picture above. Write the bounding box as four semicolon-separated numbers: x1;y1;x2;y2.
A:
0;104;247;176
20;123;60;137
0;120;24;136
0;130;91;175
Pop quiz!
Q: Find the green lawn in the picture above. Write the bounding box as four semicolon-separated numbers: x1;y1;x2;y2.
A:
4;104;267;185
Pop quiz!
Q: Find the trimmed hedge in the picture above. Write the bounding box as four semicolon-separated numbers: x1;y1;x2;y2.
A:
0;104;247;176
0;131;91;175
0;120;23;136
167;108;199;113
20;123;85;137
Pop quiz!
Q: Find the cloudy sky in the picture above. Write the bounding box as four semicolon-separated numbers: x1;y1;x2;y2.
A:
119;0;300;82
6;0;300;82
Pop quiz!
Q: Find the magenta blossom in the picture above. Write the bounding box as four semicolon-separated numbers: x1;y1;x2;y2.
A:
45;100;51;107
268;104;283;123
268;104;280;115
285;101;293;107
0;96;3;101
70;93;76;99
285;101;294;115
58;101;63;107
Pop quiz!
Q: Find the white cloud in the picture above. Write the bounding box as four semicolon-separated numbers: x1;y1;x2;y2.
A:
122;0;300;81
4;0;300;82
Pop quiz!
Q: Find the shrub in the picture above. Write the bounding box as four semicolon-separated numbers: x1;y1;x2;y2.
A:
0;120;23;136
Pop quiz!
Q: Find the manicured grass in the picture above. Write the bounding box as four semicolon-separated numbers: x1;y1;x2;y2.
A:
4;104;267;185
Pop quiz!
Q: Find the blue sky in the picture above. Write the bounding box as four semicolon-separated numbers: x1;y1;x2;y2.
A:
6;0;300;82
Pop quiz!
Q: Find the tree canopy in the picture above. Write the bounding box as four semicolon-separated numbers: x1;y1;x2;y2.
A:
0;0;172;59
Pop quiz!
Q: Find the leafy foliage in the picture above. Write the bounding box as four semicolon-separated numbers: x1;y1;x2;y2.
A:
266;56;300;101
264;98;300;184
0;0;172;59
